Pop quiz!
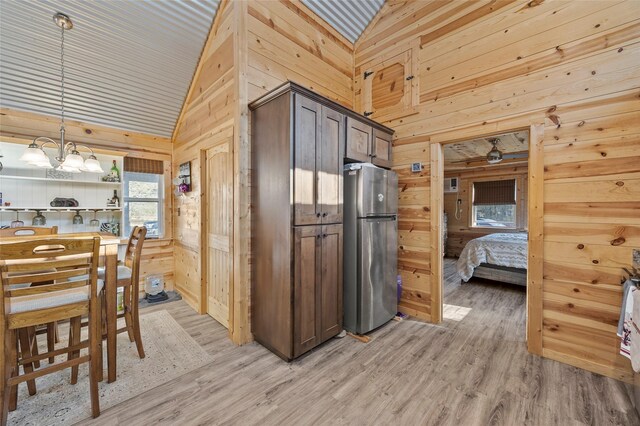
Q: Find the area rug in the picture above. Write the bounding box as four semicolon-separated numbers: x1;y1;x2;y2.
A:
8;310;215;426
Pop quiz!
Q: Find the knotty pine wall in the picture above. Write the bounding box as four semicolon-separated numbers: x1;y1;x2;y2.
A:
444;165;528;257
355;0;640;381
0;108;175;292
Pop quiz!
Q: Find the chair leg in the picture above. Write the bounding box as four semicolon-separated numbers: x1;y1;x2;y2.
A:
17;329;36;396
54;321;60;343
123;286;135;342
131;291;145;359
46;323;56;363
7;329;18;412
26;327;40;369
68;317;81;385
97;291;104;383
89;292;101;418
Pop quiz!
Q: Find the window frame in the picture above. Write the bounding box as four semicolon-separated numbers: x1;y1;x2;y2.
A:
469;176;523;231
123;171;164;238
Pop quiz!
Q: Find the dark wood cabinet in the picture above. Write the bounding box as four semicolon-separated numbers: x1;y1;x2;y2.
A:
345;117;393;168
251;82;351;360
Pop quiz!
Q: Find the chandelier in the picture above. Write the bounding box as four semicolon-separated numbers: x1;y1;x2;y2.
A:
19;13;103;174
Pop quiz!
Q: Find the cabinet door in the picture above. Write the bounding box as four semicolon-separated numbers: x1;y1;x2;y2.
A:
294;95;321;226
346;117;372;163
371;129;393;168
319;107;344;224
321;224;343;341
293;226;322;357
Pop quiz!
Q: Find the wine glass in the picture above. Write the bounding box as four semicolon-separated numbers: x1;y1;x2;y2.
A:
90;210;100;228
10;211;24;228
32;210;47;226
72;210;84;225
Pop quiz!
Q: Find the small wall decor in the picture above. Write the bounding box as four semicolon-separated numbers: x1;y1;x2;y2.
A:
173;161;192;194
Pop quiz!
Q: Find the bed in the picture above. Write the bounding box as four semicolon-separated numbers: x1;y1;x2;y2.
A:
456;232;528;286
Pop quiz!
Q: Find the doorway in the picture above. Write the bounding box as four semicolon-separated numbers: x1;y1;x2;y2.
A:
430;124;544;353
201;135;233;329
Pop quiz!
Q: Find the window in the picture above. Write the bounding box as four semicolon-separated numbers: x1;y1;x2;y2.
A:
124;172;163;238
472;179;516;228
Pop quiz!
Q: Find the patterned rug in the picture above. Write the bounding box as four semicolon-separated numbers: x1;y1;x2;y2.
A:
8;310;215;425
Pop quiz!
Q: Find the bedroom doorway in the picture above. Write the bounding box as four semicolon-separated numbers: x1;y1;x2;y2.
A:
430;124;544;354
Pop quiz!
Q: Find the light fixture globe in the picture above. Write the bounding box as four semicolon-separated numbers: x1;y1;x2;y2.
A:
83;156;104;173
57;163;81;173
486;138;503;164
20;144;47;163
61;151;84;169
30;157;54;168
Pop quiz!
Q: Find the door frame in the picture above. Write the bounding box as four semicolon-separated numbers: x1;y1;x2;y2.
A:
199;128;235;331
430;123;544;355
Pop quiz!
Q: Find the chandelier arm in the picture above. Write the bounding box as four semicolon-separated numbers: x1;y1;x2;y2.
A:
74;144;95;156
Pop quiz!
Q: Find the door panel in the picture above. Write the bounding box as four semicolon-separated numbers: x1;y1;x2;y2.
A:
293;226;321;357
358;217;398;333
372;129;392;168
320;107;344;224
321;224;343;341
346;117;372;163
205;140;232;328
294;95;321;226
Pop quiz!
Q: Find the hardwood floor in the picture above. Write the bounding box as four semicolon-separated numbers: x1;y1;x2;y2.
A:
84;268;638;425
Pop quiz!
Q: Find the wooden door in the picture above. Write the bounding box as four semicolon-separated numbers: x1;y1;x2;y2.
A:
293;226;322;357
320;224;343;341
371;129;393;168
319;106;344;224
346;117;372;163
204;141;232;328
294;94;321;226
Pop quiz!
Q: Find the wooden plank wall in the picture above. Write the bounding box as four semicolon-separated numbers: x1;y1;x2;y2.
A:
444;165;528;257
0;108;175;293
246;0;354;106
355;0;640;381
172;2;236;314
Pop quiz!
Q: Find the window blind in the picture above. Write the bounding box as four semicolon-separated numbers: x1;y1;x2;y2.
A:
124;157;164;175
473;179;516;205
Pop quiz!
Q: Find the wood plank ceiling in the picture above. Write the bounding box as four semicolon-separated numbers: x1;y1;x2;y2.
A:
443;131;529;163
0;0;219;137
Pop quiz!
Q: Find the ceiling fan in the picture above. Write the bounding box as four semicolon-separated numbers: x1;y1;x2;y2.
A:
485;138;528;164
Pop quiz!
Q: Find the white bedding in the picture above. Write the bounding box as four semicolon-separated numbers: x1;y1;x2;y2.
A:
456;233;528;282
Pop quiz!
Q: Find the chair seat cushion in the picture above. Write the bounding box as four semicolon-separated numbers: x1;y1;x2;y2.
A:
97;265;132;281
8;279;104;314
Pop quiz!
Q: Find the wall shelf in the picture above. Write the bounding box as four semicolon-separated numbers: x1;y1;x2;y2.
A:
0;207;122;213
0;174;121;186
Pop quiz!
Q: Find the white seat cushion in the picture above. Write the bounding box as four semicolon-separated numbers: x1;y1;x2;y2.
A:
8;279;104;314
97;265;132;281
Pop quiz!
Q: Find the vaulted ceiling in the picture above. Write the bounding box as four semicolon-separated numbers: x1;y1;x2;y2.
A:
0;1;385;138
0;0;219;137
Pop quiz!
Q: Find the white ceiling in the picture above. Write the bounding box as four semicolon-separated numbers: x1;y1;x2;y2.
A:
444;131;529;162
302;0;385;43
0;0;219;137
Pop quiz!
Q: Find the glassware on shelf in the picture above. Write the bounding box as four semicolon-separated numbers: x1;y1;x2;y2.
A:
89;210;100;228
10;211;24;228
32;210;47;226
72;210;84;225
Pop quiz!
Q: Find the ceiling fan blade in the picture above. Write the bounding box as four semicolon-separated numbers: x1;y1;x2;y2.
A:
502;152;528;159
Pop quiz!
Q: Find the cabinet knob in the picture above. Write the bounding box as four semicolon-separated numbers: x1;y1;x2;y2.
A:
316;234;321;239
322;212;327;217
322;234;327;238
370;154;377;159
316;213;321;218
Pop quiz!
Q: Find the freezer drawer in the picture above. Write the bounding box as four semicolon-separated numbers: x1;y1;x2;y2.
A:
356;216;398;333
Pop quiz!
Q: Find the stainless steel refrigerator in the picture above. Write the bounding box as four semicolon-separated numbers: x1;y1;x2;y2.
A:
343;164;398;334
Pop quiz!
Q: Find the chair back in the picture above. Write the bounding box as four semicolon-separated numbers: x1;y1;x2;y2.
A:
124;226;146;285
0;226;58;237
0;237;101;329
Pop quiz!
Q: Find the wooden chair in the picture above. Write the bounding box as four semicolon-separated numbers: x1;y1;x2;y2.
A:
0;226;60;366
98;226;147;358
0;237;103;424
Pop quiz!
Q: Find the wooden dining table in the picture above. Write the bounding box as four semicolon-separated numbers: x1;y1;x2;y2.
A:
0;231;122;383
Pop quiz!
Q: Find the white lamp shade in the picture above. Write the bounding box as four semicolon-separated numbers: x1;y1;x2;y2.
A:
57;164;81;173
83;157;104;173
20;146;48;163
61;152;85;169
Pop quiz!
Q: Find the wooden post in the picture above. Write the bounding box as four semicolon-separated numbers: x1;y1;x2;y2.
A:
430;143;444;324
